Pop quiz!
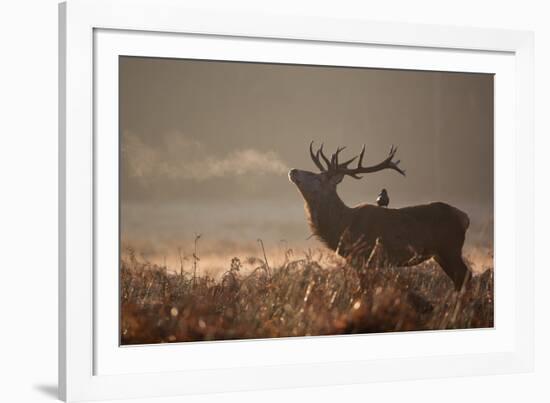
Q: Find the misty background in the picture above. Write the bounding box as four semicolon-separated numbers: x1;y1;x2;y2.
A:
120;56;493;274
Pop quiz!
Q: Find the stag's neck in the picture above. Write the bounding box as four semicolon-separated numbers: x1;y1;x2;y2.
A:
305;192;352;251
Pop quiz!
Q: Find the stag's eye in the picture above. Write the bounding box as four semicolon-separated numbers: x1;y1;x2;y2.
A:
312;176;324;185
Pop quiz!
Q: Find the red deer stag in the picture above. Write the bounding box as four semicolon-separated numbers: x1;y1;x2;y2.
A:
288;142;472;291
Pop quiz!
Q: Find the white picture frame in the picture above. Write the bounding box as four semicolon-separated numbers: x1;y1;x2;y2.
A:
59;0;534;401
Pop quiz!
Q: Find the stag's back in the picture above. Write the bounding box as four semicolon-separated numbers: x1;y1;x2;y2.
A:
338;202;469;265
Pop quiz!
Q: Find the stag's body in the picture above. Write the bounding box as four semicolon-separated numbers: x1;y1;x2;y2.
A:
289;143;472;291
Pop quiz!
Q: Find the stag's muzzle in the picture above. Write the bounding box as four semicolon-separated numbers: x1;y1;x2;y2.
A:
288;169;299;183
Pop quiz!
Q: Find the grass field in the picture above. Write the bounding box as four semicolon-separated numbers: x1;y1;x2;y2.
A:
120;245;493;345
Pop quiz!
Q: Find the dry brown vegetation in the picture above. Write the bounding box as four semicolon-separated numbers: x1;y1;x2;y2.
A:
120;244;493;345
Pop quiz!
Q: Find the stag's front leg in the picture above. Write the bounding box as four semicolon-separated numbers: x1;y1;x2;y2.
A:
358;237;386;292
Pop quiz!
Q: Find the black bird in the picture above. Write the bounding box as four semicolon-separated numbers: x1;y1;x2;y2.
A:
376;188;389;207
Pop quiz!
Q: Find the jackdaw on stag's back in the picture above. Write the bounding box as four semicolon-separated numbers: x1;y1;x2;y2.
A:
376;188;389;207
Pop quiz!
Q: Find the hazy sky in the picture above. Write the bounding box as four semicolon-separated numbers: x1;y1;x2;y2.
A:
120;56;493;261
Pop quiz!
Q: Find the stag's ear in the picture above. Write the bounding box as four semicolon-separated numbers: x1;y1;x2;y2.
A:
327;173;345;186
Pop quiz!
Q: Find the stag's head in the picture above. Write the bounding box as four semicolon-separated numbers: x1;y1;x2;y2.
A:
288;142;405;206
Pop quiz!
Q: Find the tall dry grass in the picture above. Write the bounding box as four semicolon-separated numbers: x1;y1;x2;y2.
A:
120;245;493;344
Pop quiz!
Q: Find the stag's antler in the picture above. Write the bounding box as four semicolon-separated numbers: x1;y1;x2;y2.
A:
309;142;405;179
